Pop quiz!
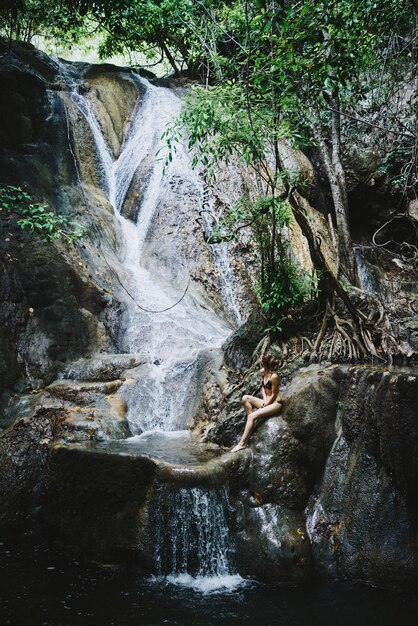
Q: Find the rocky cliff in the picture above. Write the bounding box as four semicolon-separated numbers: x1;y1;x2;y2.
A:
1;39;417;590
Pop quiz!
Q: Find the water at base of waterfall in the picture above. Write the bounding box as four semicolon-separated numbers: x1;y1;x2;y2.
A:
2;533;418;626
160;572;245;593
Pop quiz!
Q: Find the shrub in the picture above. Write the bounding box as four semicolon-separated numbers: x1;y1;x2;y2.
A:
0;185;83;243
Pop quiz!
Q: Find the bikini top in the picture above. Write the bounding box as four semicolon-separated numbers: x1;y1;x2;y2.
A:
262;378;273;390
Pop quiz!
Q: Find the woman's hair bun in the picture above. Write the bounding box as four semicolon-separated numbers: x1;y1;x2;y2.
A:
261;352;280;369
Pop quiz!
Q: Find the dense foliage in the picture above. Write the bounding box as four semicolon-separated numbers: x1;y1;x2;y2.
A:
0;0;88;46
1;0;416;356
166;1;417;356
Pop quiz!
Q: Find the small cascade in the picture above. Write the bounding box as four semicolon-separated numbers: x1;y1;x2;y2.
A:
354;248;379;294
354;247;391;304
200;178;244;326
153;483;242;592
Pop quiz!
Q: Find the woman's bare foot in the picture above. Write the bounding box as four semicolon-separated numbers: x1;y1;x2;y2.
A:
231;443;246;453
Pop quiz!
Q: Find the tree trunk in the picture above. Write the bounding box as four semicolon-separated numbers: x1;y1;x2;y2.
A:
288;189;366;323
311;109;357;284
158;36;181;75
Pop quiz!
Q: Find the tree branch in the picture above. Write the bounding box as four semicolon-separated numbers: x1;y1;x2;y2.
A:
326;106;417;139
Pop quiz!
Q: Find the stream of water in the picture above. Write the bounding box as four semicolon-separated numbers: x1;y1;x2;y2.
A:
153;485;238;591
64;69;242;589
69;74;234;435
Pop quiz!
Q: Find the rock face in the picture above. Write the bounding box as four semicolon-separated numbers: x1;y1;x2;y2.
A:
0;41;115;398
47;444;157;567
306;367;418;586
0;409;64;531
234;501;312;583
225;364;418;586
35;363;418;587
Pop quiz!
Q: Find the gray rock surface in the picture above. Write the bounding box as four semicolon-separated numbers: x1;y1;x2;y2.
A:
47;443;157;566
0;409;63;531
306;367;418;585
234;501;312;583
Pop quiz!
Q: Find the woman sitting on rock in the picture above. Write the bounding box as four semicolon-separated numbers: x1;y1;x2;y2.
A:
231;353;282;452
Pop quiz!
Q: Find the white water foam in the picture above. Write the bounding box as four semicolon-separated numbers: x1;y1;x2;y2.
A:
164;573;247;594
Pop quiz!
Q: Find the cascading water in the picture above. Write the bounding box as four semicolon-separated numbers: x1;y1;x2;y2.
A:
354;247;389;302
62;66;243;587
200;180;244;326
67;72;239;434
153;484;242;592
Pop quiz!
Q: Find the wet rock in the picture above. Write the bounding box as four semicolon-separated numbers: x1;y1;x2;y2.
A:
281;365;343;481
46;444;157;566
215;364;418;586
157;457;227;488
0;408;62;531
46;379;123;400
0;53;115;398
0;39;59;82
0;230;106;395
307;433;418;585
8;240;107;390
83;64;143;158
306;368;418;586
63;353;145;381
2;380;130;443
250;417;311;509
0;68;46;149
222;310;265;371
189;348;230;440
234;501;312;584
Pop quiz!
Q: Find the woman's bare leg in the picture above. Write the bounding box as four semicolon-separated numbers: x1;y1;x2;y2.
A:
242;395;263;415
231;402;282;452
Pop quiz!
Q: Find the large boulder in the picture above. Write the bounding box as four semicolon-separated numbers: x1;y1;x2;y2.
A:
306;367;418;585
46;444;157;566
83;63;143;159
218;364;418;587
234;501;312;583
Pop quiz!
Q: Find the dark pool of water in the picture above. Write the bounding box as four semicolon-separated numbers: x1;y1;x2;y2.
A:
1;533;418;626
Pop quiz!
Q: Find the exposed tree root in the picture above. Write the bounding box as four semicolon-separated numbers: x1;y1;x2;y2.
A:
306;291;416;364
285;188;416;364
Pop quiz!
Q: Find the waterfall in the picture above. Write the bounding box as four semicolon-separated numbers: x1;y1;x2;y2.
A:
60;66;244;587
354;248;377;294
200;180;244;326
65;70;241;434
153;484;243;592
